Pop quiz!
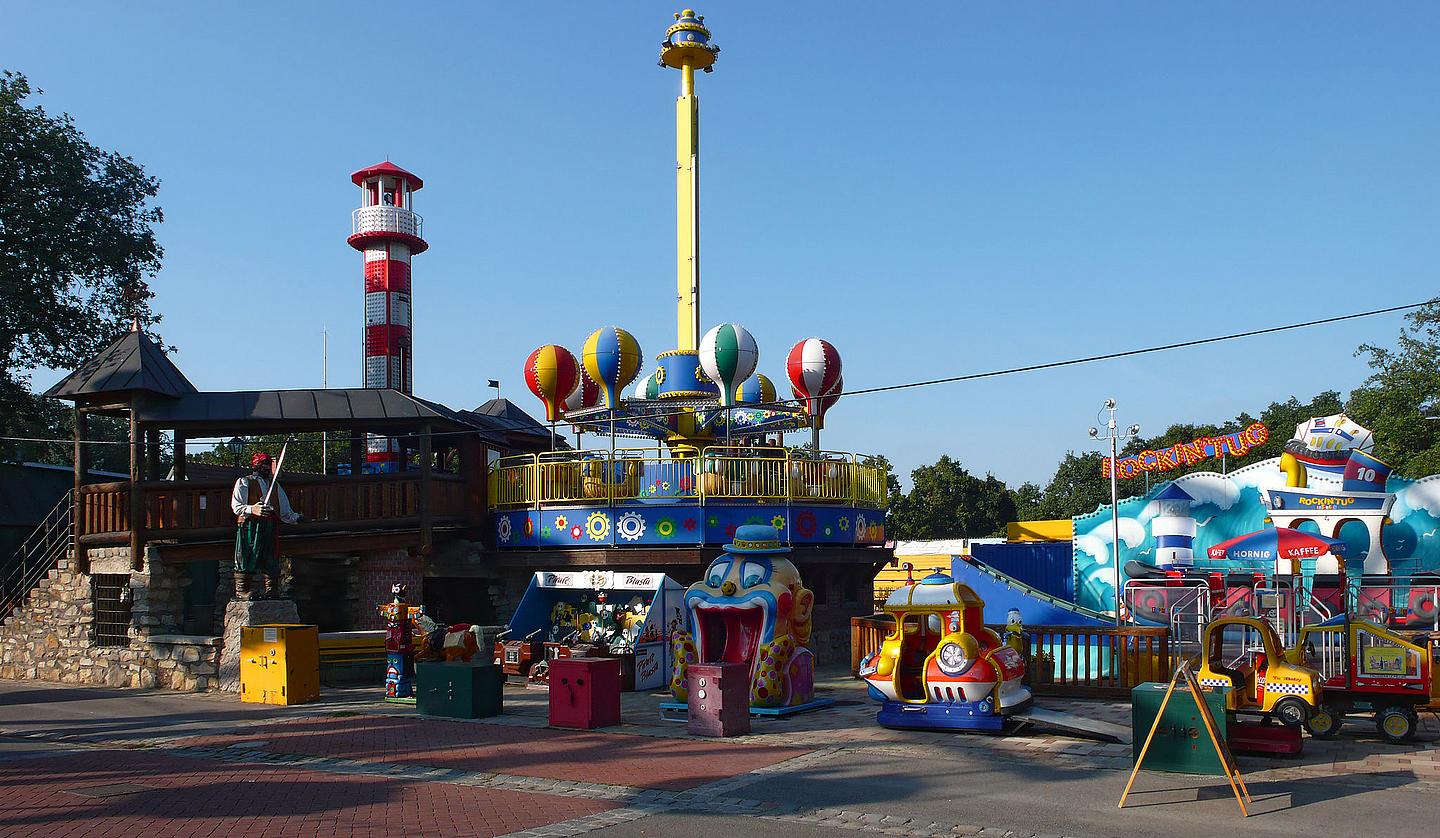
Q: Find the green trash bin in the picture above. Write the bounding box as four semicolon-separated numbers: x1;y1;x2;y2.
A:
416;661;504;719
1131;681;1229;774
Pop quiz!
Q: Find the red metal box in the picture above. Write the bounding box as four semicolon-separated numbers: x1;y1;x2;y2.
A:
548;657;622;729
687;662;751;737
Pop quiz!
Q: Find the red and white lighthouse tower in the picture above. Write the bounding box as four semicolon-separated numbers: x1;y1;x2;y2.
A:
348;161;428;470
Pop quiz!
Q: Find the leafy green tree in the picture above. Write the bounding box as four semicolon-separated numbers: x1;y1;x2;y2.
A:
1347;300;1440;477
188;433;357;476
889;455;1016;540
1010;481;1043;520
1028;451;1109;521
0;71;163;464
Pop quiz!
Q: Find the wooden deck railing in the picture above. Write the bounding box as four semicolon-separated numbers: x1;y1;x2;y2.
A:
77;473;469;542
851;615;1173;698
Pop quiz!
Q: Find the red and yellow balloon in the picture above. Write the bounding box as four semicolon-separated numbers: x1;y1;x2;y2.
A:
524;344;581;422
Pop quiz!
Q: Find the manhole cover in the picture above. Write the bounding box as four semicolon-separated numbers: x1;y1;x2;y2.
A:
67;783;155;799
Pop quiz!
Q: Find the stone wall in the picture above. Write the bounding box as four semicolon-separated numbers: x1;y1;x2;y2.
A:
0;547;219;690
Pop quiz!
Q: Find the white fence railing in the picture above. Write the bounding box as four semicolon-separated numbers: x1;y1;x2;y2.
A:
352;205;423;240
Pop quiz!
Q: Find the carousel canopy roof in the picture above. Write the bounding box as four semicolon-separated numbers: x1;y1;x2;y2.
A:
44;327;197;402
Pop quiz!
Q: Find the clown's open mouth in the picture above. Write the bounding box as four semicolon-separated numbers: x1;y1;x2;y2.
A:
690;600;771;666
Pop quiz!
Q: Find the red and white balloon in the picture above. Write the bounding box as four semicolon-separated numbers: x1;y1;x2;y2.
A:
786;337;842;423
563;368;601;415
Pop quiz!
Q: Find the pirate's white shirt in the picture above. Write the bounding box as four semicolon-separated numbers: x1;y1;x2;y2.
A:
231;475;299;524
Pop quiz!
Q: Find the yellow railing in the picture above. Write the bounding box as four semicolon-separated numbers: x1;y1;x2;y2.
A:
488;447;888;511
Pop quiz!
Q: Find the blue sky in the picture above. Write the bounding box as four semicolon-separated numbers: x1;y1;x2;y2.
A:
10;3;1438;486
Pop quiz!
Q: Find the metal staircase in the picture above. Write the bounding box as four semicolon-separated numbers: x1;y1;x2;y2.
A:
2;490;73;618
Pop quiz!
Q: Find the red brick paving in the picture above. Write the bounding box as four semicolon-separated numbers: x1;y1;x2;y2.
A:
0;749;615;838
183;715;810;791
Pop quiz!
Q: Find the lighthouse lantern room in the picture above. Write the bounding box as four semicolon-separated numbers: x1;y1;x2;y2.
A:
348;161;428;470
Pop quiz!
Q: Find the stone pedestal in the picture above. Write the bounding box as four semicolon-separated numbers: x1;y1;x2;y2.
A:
219;599;300;693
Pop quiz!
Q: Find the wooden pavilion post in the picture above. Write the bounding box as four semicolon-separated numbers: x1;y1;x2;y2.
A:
173;432;187;480
459;435;487;529
144;427;161;481
418;421;433;551
349;430;364;476
129;411;145;571
73;407;89;573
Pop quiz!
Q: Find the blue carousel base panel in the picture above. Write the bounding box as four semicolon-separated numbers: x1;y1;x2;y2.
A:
658;697;836;721
876;699;1028;732
492;504;886;549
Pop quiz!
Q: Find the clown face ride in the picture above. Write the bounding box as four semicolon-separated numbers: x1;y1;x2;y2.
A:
670;525;817;709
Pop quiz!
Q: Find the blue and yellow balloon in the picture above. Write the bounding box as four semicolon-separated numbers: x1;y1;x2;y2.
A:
582;326;643;409
734;372;776;405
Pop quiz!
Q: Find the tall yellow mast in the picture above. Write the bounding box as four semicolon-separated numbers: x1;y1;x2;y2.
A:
659;9;718;352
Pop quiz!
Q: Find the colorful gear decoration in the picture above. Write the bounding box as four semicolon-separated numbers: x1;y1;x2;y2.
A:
795;510;817;538
656;517;676;538
586;511;611;541
497;516;513;543
617;511;646;541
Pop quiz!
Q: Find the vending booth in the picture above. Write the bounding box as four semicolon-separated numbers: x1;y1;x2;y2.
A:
504;570;685;691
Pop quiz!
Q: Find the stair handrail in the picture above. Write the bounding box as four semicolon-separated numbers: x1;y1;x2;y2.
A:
1;489;74;617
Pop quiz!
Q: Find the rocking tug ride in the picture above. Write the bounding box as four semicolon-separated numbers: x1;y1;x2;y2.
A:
859;568;1032;731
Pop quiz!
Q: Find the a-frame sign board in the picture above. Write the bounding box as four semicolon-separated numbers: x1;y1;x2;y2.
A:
1119;660;1252;817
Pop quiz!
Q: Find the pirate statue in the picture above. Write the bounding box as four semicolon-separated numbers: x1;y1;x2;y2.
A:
230;451;301;599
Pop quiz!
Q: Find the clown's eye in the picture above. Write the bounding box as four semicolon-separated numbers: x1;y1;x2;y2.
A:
706;560;731;587
741;560;770;588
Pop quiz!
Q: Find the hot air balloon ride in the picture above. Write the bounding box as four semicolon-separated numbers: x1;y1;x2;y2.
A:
487;10;887;562
582;326;644;410
524;345;581;423
787;337;844;447
734;372;776;406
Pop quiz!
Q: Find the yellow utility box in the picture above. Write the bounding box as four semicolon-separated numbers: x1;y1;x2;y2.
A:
240;623;320;705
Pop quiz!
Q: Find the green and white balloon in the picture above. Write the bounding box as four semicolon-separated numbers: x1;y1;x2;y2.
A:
699;323;759;407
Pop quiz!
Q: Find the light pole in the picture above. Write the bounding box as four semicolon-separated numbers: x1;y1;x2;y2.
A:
1090;398;1140;626
226;436;245;470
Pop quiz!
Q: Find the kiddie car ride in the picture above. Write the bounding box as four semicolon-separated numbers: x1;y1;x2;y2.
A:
1196;616;1322;727
1287;617;1438;743
860;570;1031;731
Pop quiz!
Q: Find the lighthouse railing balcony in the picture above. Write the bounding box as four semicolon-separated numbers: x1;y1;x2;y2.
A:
487;447;889;511
352;205;423;240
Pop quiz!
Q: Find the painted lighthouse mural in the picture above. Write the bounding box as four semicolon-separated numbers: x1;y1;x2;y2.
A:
1147;482;1196;568
348;161;428;470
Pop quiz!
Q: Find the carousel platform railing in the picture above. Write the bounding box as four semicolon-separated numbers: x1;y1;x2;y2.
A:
488;447;889;511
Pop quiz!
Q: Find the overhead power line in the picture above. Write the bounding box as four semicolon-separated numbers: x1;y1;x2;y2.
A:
1;299;1431;449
